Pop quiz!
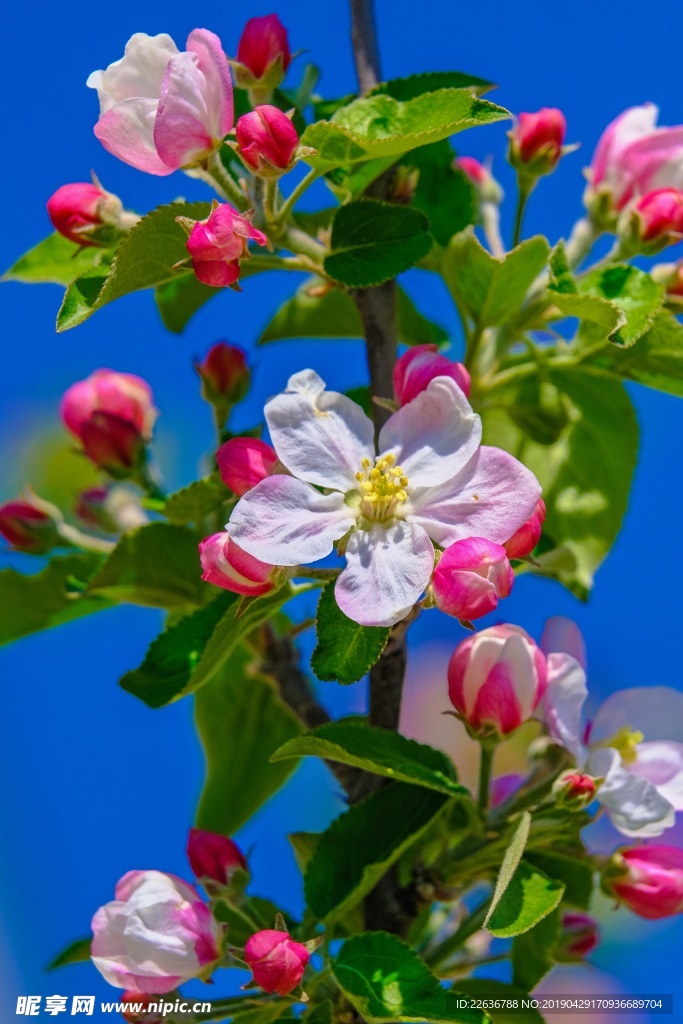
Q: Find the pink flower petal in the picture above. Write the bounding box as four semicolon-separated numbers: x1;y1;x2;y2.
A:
335;522;434;627
154;52;215;169
94;99;174;175
590;687;683;746
542;652;588;762
228;474;356;565
630;741;683;810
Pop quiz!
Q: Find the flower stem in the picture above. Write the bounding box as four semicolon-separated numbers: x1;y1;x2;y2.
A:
274;168;322;226
425;898;490;969
57;523;115;554
512;176;535;248
206;152;249;210
481;201;505;258
478;744;495;814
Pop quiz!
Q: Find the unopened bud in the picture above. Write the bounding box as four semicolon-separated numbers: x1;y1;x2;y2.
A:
619;188;683;255
47;181;135;247
0;498;60;553
216;437;279;496
195;343;250;427
235;105;299;177
244;929;309;995
456;157;504;205
552;770;598;810
555;912;599;961
504;498;546;559
187;828;248;892
433;537;513;622
233;15;291;101
199;532;280;596
508;108;567;177
604;846;683;919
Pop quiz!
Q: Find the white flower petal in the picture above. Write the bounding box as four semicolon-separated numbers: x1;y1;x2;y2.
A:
589;747;676;838
227;475;356;566
407;446;541;546
541;652;589;763
590;686;683;745
265;371;374;492
335;522;434;627
630;741;683;810
87;33;179;111
379;377;481;488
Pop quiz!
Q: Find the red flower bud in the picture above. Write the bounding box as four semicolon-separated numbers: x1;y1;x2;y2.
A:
244;929;309;995
61;369;156;441
196;343;250;410
553;770;597;810
199;533;279;596
236;105;299;174
47;182;128;247
503;498;546;559
556;913;599;960
216;437;279;496
633;188;683;244
609;846;683;919
187;828;248;888
0;500;59;553
121;993;164;1024
80;412;146;476
433;537;513;622
185;204;267;289
393;345;470;406
456;157;503;205
509;108;567;174
236;15;291;87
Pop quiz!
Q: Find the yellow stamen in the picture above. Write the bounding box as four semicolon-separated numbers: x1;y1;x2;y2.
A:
356;453;410;523
596;726;645;766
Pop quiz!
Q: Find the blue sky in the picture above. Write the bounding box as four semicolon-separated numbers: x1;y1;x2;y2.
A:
2;0;683;1018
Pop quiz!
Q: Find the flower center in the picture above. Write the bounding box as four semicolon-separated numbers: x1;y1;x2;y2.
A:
597;725;645;766
356;453;409;523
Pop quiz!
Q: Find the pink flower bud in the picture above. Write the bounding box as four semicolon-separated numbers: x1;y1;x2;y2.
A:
187;828;248;887
652;261;683;302
510;108;567;174
235;15;291;88
244;929;309;996
632;188;683;244
448;624;548;737
0;500;59;553
199;532;278;596
456;158;503;205
61;369;156;476
185;204;267;288
91;870;221;993
433;537;513;622
556;913;599;960
216;437;279;496
609;846;683;919
504;498;546;559
490;773;524;808
121;993;164;1024
552;770;597;810
47;182;127;247
75;486;147;533
236;105;299;174
393;345;471;406
196;343;250;409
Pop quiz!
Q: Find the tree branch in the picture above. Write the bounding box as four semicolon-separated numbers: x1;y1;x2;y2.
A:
350;0;382;93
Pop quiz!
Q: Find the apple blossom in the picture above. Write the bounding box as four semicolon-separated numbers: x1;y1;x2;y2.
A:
432;537;513;621
447;624;548;737
556;913;599;960
608;846;683;920
187;828;247;888
504;498;546;559
0;499;59;553
244;929;309;995
588;103;683;211
61;369;156;476
47;182;135;247
226;370;541;627
199;533;279;596
233;15;291;92
180;203;268;288
196;342;250;425
509;108;567;175
87;30;233;175
236;105;299;175
393;344;471;405
91;870;221;993
216;437;279;496
542;617;683;837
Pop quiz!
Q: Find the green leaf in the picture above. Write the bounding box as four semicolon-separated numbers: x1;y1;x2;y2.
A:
273;719;466;798
195;645;301;835
3;232;110;286
56;202;211;331
551;263;663;348
524;851;594;909
455;980;547;1024
87;523;206;609
511;907;561;991
333;931;489;1024
324;200;432;287
232;1006;292;1024
483;368;638;596
289;831;322;874
305;783;449;921
120;593;234;708
400;140;479;245
486;860;565;938
310;582;389;684
371;71;495;100
304;1002;333;1024
586;310;683;397
163;474;232;525
301;89;509;172
0;553;110;647
442;229;550;327
485;811;531;928
46;937;92;971
259;277;447;346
